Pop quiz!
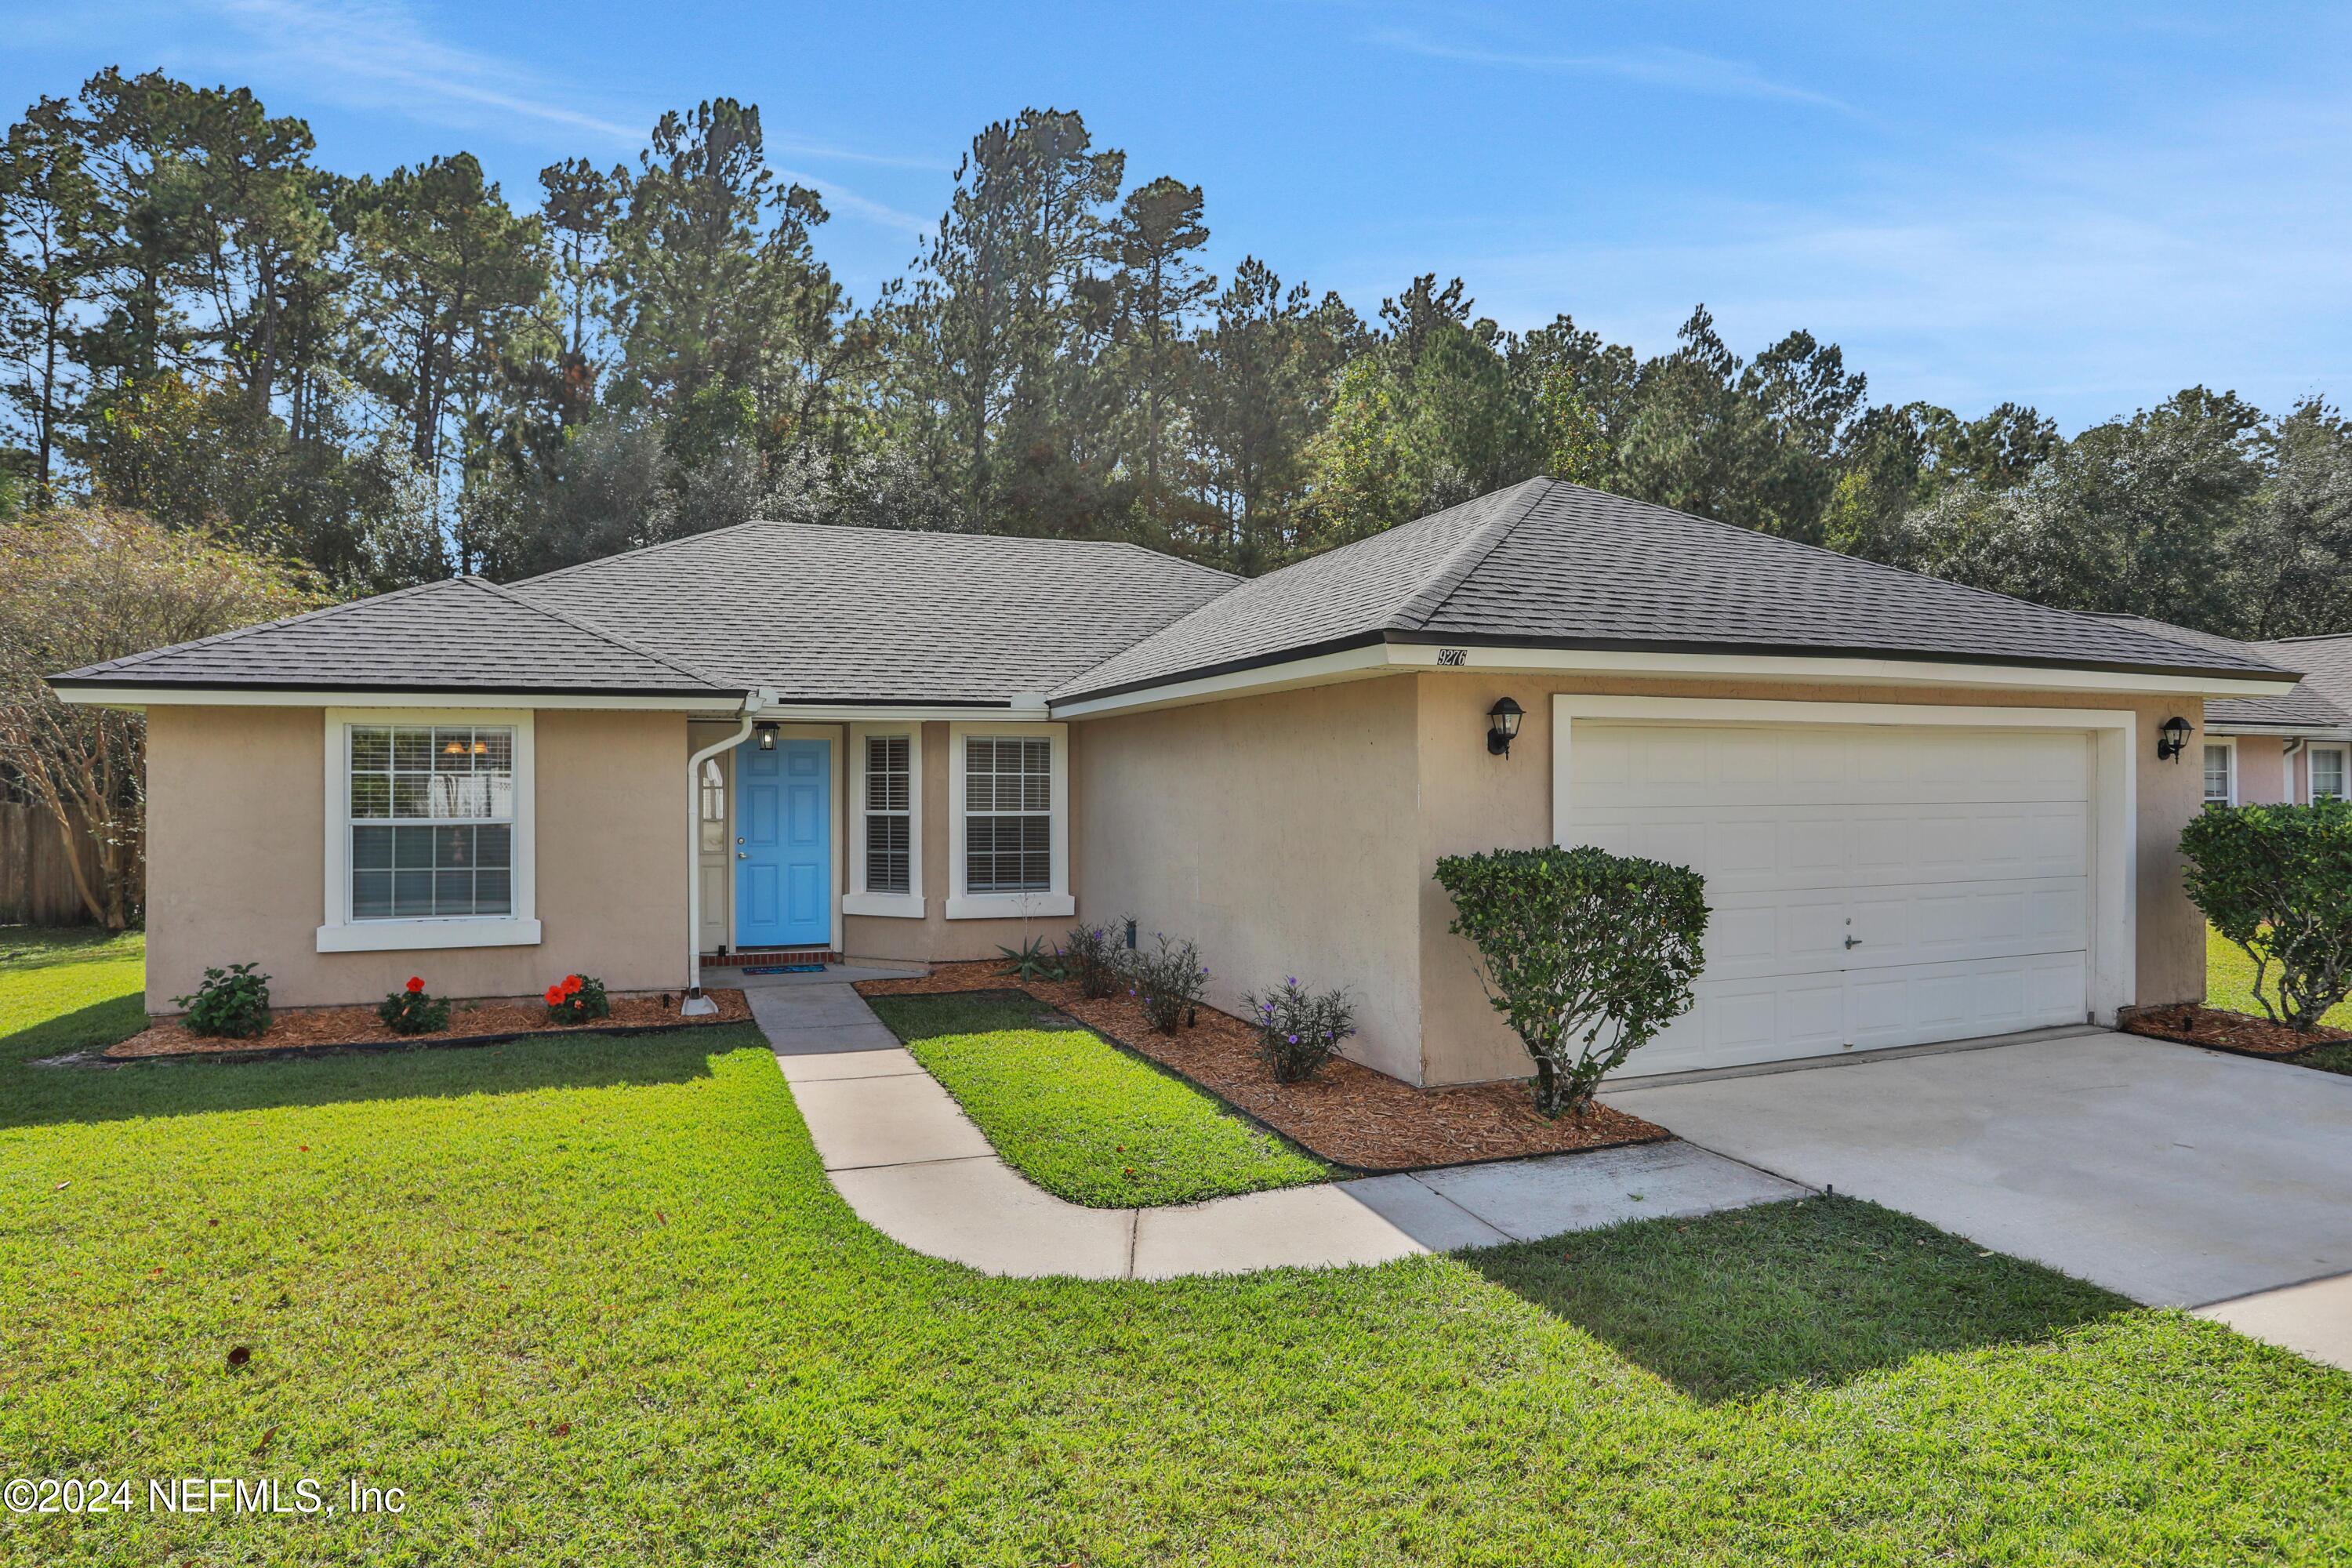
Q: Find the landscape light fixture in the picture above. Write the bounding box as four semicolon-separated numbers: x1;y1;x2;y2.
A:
1486;697;1525;757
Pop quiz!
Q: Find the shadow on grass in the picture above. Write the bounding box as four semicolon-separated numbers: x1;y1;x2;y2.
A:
862;988;1084;1043
1;1021;762;1132
1467;1194;2132;1403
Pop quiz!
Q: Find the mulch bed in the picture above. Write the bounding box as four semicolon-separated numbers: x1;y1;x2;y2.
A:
855;961;1668;1173
2118;1002;2352;1062
106;989;753;1062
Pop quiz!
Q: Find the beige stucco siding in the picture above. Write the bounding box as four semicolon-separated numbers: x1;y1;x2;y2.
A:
2229;735;2294;805
146;706;688;1011
1410;673;2210;1085
1070;677;1426;1080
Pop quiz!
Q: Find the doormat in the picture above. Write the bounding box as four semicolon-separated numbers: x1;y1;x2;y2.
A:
743;964;828;975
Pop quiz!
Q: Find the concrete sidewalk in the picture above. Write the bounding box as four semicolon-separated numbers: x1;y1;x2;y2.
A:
755;983;1806;1279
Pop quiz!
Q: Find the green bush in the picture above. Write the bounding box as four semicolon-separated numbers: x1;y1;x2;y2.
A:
543;973;612;1025
1060;920;1125;999
1127;933;1208;1033
376;975;451;1036
1434;845;1709;1116
995;935;1065;983
1243;976;1356;1083
2180;799;2352;1031
172;962;273;1039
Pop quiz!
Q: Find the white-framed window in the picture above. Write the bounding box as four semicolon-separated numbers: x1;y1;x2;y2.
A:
2203;740;2236;806
318;708;539;952
946;722;1072;920
2312;745;2348;802
845;724;924;918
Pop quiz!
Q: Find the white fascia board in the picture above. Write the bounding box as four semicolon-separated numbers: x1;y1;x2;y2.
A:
1049;640;2300;718
54;686;745;713
2203;721;2352;739
753;703;1051;723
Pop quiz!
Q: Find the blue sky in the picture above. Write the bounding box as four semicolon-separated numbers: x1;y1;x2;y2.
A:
6;0;2347;431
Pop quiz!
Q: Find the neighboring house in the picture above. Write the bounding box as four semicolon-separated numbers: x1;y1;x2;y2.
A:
2095;616;2352;808
52;479;2300;1086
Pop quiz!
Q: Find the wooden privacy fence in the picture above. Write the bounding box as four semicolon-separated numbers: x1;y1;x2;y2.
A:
0;800;116;927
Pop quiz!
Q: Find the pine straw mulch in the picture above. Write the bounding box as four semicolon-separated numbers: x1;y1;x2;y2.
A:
2117;1001;2352;1062
854;960;1668;1173
106;989;753;1062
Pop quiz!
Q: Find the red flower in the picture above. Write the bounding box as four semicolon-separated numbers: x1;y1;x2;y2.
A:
544;985;564;1007
405;976;425;993
561;975;582;996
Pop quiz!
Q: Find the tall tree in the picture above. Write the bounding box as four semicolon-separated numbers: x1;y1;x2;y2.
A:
0;96;93;500
1102;175;1212;530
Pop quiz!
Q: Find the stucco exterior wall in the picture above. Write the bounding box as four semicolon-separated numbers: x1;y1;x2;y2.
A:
2228;735;2295;805
1410;673;2211;1085
146;706;689;1011
1069;677;1426;1080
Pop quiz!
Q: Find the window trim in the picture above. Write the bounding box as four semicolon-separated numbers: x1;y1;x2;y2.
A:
845;723;924;918
318;707;541;953
946;721;1073;920
2310;742;2349;802
2202;737;2237;806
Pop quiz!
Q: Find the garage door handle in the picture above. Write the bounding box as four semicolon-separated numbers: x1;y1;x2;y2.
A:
1844;935;1863;949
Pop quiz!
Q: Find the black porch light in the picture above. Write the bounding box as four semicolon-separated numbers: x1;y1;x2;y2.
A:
2157;715;2192;762
1486;696;1525;757
756;722;779;751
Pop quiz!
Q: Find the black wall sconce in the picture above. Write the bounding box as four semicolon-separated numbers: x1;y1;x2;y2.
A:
1486;696;1524;757
2156;716;2191;762
756;722;779;751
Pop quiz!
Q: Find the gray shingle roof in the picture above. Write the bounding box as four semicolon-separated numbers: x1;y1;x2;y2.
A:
49;577;735;696
2250;633;2352;730
1054;479;2292;702
508;521;1237;704
2089;616;2342;731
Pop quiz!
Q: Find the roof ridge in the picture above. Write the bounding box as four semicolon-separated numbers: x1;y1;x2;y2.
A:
57;578;462;679
2259;631;2352;646
463;576;737;691
503;520;782;590
1387;477;1556;632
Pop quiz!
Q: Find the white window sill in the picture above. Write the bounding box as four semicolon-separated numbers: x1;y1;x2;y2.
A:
317;917;543;953
946;892;1074;921
843;891;926;920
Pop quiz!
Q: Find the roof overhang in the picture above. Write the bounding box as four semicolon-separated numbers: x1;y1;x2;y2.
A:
1049;637;2303;720
2202;720;2352;740
50;683;750;713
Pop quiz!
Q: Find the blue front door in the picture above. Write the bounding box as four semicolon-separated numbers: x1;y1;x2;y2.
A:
735;738;832;949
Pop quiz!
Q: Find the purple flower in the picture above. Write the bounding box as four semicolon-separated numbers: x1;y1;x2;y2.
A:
1287;1033;1298;1044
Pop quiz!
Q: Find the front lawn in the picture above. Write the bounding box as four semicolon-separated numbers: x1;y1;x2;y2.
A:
2205;924;2352;1073
5;939;2350;1564
865;990;1327;1205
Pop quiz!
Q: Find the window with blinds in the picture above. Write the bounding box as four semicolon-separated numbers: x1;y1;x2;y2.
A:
864;735;913;895
347;724;515;920
963;735;1051;893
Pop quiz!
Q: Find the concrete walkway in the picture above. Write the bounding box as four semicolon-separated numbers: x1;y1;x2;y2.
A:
752;983;1806;1279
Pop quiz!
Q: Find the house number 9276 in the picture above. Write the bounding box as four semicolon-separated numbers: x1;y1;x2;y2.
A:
1436;648;1468;666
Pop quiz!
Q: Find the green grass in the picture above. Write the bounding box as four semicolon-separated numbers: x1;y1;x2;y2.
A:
0;925;147;1072
865;990;1327;1205
5;943;2350;1564
2204;924;2352;1073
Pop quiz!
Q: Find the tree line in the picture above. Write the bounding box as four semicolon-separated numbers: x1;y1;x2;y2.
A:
4;73;2351;641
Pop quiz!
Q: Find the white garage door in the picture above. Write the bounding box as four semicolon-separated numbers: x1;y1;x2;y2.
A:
1566;721;2092;1076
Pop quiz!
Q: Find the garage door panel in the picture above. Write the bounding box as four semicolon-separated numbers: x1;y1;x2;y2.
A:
1570;721;2092;1074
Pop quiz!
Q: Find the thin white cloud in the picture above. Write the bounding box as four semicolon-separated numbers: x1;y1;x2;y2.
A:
1370;27;1856;113
191;0;930;232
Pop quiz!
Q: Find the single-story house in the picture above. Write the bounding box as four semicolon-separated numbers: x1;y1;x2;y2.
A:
53;478;2305;1085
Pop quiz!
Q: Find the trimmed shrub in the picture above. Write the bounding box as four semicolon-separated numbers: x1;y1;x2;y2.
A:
1434;845;1708;1116
2181;798;2352;1031
543;973;612;1026
1127;933;1208;1033
1061;920;1126;999
174;962;272;1039
1244;977;1356;1083
376;975;451;1036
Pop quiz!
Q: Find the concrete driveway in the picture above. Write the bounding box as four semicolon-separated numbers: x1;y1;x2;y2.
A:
1607;1029;2352;1353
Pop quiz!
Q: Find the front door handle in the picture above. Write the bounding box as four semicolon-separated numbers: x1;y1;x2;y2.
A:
737;851;748;860
1844;935;1862;949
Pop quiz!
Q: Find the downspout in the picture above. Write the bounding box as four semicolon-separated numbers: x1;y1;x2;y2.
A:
681;694;764;1014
